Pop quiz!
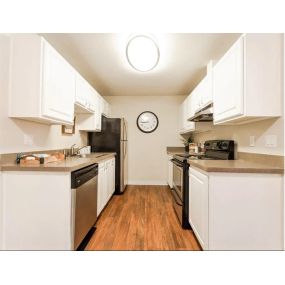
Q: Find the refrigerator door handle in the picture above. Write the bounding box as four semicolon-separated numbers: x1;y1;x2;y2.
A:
123;119;127;141
123;140;127;158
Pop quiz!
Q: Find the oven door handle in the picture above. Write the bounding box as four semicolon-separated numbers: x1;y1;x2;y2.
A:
171;159;183;168
171;189;183;206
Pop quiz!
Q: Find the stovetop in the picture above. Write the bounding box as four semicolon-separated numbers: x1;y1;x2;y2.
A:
173;140;235;163
174;153;218;162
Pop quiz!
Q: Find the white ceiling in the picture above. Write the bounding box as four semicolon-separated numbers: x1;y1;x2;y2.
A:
42;33;240;97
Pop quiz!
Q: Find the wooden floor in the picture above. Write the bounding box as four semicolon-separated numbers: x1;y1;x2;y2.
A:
86;185;201;250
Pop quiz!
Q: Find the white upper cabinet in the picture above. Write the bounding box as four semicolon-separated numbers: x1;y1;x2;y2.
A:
188;88;198;118
41;42;75;123
179;61;214;134
9;34;75;125
213;34;282;125
179;87;212;134
194;72;213;113
179;96;195;134
101;97;111;118
76;89;103;132
75;73;96;114
94;92;103;130
213;37;244;123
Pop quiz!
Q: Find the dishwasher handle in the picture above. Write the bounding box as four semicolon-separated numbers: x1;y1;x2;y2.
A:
71;164;98;188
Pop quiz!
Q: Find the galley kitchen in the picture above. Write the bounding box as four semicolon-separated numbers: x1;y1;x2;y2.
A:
0;33;284;250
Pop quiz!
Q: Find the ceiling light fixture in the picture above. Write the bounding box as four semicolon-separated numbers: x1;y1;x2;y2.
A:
126;35;160;72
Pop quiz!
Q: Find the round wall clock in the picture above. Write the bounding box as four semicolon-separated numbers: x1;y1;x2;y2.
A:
136;111;159;133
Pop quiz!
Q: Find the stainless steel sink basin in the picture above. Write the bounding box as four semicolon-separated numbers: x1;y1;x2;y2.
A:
77;153;107;158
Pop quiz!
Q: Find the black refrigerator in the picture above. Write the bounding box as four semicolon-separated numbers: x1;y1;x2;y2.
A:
88;116;128;194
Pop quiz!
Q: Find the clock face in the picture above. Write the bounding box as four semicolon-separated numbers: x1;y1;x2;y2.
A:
137;111;159;133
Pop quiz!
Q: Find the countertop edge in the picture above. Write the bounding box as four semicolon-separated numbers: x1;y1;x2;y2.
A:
0;153;116;172
190;163;284;175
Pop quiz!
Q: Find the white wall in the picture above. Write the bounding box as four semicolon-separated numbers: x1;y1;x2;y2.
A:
105;95;185;185
193;117;284;156
0;35;87;154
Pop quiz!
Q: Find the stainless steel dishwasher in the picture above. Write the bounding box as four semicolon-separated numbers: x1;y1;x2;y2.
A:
71;164;98;250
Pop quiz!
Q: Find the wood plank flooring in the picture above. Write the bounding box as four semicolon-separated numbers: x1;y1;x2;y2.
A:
86;185;201;250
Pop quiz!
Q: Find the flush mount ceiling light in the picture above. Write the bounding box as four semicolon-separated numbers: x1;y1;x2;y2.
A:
126;35;160;72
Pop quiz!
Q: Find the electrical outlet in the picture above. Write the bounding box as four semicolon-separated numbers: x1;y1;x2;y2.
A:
24;134;34;146
265;135;277;148
249;136;255;147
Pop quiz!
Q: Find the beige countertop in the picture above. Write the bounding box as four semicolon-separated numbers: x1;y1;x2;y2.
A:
188;159;284;174
166;147;284;174
0;153;116;172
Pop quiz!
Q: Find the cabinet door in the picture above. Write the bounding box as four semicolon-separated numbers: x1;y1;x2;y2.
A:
213;37;244;123
111;158;115;195
95;93;102;131
106;160;111;200
194;75;212;112
189;167;209;250
41;40;75;124
0;172;2;249
178;104;184;132
200;74;212;109
188;91;196;119
102;98;110;117
88;88;96;112
107;159;115;199
97;163;105;216
168;156;173;188
103;164;108;208
193;82;203;112
75;73;87;107
180;97;194;132
75;73;95;112
184;97;195;131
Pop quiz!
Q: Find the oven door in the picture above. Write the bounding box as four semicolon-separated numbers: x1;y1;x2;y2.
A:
171;159;183;201
171;187;183;225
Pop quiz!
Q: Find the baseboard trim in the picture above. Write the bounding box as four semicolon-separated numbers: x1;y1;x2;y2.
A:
127;180;167;186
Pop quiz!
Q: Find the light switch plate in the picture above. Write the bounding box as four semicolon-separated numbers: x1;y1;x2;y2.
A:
265;135;277;148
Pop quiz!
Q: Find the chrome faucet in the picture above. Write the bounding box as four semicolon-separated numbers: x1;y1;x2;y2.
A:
69;144;88;157
70;144;78;156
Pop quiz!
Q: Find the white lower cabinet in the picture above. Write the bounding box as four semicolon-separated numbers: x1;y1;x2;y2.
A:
1;171;72;250
97;157;115;216
0;157;116;250
167;155;173;188
189;167;284;250
189;167;209;250
0;171;3;250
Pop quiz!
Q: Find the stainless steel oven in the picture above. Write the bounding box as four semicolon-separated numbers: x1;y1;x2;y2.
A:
172;159;183;201
171;157;190;229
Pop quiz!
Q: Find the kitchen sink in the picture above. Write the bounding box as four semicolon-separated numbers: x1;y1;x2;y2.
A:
77;153;107;158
